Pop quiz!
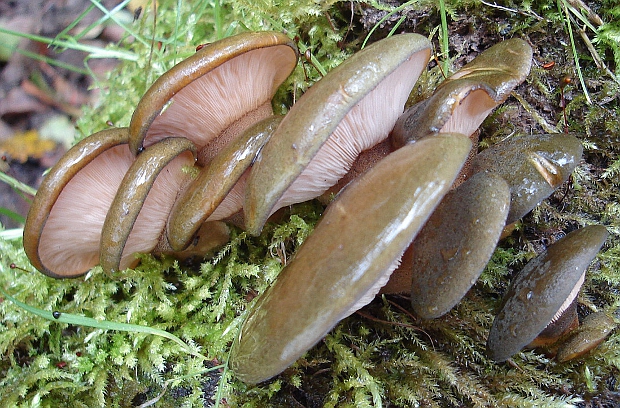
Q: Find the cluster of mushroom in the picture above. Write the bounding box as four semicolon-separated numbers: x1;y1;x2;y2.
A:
22;31;612;384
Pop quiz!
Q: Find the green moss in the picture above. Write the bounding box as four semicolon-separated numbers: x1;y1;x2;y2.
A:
1;0;619;406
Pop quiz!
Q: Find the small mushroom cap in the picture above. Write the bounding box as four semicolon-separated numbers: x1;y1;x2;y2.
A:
166;116;282;251
391;38;533;147
556;312;617;362
129;31;298;156
409;171;510;319
487;224;609;362
471;133;583;223
100;137;196;273
23;128;129;278
230;133;472;384
244;33;432;235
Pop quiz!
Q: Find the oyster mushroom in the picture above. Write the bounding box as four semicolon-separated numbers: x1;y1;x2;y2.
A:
231;133;472;384
100;137;196;273
406;171;511;318
556;312;617;362
487;224;609;362
166;116;282;251
23;128;195;277
23;128;128;278
471;133;583;223
391;38;532;145
244;33;432;235
129;31;298;163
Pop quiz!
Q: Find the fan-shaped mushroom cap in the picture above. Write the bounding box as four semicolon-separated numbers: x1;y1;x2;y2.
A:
23;128;130;278
166;116;282;251
391;38;532;147
408;171;510;319
100;137;196;273
244;33;432;235
231;133;472;384
487;224;609;362
129;31;298;163
556;312;617;362
471;133;583;223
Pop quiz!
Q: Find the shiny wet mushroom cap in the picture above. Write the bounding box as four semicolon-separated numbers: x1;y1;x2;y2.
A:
100;137;196;273
23;128;197;277
471;133;583;224
407;171;510;319
391;38;533;147
23;128;130;278
244;33;432;235
129;31;298;164
487;224;609;362
231;133;472;384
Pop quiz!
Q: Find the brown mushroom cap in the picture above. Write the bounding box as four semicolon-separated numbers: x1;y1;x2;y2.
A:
23;128;130;278
391;38;533;147
100;137;196;273
231;133;472;384
129;31;298;162
471;133;583;223
244;33;432;235
165;116;282;251
487;225;609;362
408;171;510;319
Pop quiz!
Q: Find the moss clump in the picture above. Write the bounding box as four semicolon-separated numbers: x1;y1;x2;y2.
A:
1;0;619;406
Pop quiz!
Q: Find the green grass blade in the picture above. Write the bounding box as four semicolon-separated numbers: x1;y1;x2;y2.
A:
0;284;208;361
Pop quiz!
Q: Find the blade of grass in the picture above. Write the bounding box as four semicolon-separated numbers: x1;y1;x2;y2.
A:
0;283;208;361
438;0;450;75
0;172;37;197
0;208;25;224
0;27;138;61
559;0;592;104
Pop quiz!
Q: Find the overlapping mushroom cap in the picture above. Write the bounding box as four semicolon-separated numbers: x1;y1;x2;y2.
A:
487;225;609;362
244;33;433;235
231;133;472;384
23;128;195;277
129;31;298;161
392;38;533;147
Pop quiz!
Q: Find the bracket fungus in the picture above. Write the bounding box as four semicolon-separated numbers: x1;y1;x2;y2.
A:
244;33;432;235
487;225;609;362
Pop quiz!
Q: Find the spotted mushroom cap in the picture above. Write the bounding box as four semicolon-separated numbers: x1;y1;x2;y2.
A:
487;224;609;362
129;31;298;162
244;33;432;235
231;133;472;384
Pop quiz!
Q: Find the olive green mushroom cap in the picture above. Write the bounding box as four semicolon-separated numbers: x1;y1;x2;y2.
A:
391;38;533;147
409;171;510;319
556;312;617;362
231;133;472;384
165;116;283;251
471;133;583;223
128;31;298;160
244;33;432;235
487;224;609;362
